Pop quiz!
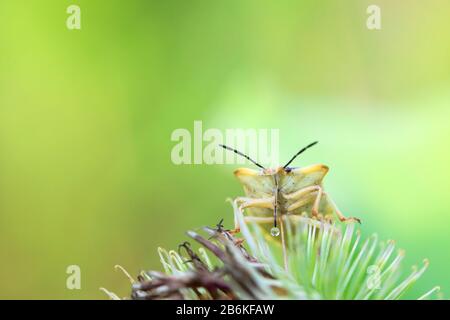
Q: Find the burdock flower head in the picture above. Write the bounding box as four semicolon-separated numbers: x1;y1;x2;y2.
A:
102;203;441;300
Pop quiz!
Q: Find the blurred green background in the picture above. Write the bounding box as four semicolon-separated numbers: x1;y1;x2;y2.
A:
0;0;449;299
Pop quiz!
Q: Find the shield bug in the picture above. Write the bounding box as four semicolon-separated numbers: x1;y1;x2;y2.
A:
220;142;361;238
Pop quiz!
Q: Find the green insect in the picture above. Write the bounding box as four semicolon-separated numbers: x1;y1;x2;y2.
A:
220;142;361;238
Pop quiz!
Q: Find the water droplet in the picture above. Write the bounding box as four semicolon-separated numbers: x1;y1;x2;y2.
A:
270;227;280;237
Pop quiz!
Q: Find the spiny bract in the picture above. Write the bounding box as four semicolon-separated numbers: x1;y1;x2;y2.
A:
102;203;441;300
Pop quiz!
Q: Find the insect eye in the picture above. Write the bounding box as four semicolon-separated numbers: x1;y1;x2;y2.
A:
284;167;292;173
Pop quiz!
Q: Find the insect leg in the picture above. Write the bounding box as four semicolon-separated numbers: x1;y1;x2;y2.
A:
323;192;361;224
283;185;320;200
311;186;323;217
285;192;317;212
238;197;274;211
284;185;323;217
230;197;274;234
234;196;254;206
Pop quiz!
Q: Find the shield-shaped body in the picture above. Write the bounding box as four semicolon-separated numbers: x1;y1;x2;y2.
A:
234;164;335;220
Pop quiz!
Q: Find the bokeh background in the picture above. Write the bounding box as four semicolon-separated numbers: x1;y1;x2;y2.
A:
0;0;449;299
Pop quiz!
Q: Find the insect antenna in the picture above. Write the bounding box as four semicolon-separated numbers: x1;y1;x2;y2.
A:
283;141;318;169
219;144;265;170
